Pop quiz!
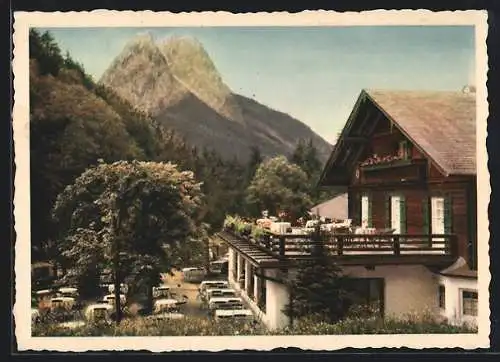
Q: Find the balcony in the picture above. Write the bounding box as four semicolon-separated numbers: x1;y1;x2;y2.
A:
217;230;458;268
357;155;427;185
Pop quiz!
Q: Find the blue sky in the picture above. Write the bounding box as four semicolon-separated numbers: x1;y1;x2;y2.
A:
37;26;475;144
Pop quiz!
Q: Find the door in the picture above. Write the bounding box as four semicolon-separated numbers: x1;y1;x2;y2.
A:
391;196;401;234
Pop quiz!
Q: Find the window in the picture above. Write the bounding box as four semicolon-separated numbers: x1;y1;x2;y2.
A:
390;196;402;234
398;140;411;160
388;195;406;234
431;195;452;246
361;194;371;227
462;290;478;316
438;285;445;309
431;197;445;234
348;278;385;316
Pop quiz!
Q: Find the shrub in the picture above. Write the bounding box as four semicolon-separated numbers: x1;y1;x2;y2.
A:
279;313;478;335
32;315;270;337
250;226;266;239
32;311;476;337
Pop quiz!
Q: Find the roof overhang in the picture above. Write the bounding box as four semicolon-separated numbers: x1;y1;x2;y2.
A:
318;90;381;187
216;232;282;269
317;89;477;187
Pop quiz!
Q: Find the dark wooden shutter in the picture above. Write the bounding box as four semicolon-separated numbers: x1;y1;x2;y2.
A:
422;197;430;234
354;192;361;226
444;195;453;234
399;195;407;234
385;194;391;228
367;193;373;227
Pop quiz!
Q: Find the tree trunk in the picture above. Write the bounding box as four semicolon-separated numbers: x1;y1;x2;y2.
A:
147;278;154;315
113;250;122;324
205;238;210;273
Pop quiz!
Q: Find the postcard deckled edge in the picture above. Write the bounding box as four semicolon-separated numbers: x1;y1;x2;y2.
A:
12;9;490;351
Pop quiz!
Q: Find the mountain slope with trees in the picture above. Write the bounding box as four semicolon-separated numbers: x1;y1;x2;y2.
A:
28;29;333;264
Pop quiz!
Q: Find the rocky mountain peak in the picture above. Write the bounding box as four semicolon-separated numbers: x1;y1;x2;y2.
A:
99;33;333;163
158;34;244;124
100;33;244;123
126;31;155;48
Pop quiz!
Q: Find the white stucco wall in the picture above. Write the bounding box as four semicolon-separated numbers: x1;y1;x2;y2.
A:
225;255;291;331
227;247;474;330
227;256;269;326
226;244;480;331
264;269;290;331
226;248;269;327
343;265;440;318
437;275;478;327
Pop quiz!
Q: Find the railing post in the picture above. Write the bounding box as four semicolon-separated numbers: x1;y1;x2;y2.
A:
449;235;458;256
279;236;286;257
393;235;400;256
337;235;344;256
263;234;270;249
444;235;449;254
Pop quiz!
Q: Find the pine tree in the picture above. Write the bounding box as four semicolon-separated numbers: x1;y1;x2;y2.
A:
244;145;263;216
284;223;355;323
246;145;263;182
290;139;306;168
303;138;322;179
290;138;330;205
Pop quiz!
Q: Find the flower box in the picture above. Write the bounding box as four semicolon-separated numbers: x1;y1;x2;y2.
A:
360;159;413;171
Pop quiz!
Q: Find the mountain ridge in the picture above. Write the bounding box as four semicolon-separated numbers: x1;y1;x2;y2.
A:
99;33;333;162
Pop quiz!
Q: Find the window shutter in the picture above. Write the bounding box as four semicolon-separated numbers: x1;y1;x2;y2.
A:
399;195;407;234
367;193;373;227
422;197;430;234
385;194;391;228
354;193;361;226
444;195;453;234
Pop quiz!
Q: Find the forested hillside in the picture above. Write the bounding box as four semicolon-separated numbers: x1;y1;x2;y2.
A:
29;29;332;261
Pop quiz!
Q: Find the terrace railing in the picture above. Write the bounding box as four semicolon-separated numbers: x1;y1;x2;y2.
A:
247;232;458;259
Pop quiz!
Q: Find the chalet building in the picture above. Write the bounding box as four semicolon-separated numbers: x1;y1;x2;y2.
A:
318;88;478;326
218;88;478;331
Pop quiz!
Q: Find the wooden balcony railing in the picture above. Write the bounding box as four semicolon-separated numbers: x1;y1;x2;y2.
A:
244;232;458;259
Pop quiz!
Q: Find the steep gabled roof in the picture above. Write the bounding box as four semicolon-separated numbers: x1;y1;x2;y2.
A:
319;88;476;186
365;89;476;176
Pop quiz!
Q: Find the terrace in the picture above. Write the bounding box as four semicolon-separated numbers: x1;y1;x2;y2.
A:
217;225;458;268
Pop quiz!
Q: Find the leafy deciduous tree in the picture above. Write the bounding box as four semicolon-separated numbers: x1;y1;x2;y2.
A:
246;155;312;221
52;160;205;322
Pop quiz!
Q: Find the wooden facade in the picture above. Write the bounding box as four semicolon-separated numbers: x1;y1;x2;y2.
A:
319;89;477;270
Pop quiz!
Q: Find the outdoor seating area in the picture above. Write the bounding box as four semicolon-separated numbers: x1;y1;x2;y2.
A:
221;214;456;261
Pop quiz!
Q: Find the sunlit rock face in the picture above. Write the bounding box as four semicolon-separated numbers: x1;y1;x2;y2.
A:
100;32;333;162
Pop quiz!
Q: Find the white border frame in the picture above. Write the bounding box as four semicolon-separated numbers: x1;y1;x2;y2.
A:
12;9;490;351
